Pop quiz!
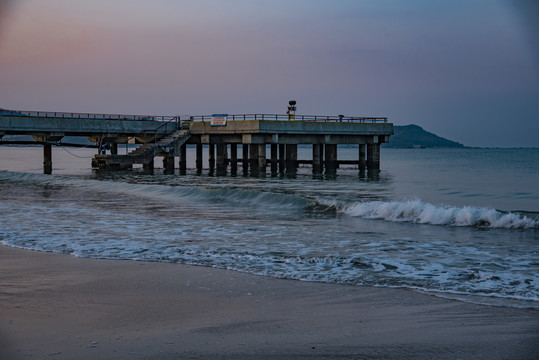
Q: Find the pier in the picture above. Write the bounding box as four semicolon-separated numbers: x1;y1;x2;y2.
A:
0;110;393;175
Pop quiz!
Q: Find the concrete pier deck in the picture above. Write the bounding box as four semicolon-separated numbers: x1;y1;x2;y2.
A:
0;111;393;174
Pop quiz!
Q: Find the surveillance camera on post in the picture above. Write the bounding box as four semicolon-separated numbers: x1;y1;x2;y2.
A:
287;100;296;119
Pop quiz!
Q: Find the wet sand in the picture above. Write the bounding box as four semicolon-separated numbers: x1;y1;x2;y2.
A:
1;244;537;359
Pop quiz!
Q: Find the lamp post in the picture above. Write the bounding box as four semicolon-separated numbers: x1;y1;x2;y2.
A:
287;100;296;120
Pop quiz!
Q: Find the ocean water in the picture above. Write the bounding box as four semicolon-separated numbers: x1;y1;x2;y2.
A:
0;145;538;308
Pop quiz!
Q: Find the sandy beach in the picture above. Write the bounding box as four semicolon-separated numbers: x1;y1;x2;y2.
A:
1;244;537;359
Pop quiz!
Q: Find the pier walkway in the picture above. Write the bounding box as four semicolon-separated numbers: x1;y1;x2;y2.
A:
0;110;393;174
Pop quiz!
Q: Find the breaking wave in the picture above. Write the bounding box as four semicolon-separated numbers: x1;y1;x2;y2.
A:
344;200;538;229
2;170;537;229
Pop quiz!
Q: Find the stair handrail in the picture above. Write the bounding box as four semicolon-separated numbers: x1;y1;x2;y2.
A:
128;128;191;158
126;116;181;146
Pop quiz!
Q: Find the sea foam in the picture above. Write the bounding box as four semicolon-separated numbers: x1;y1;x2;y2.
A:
343;200;538;229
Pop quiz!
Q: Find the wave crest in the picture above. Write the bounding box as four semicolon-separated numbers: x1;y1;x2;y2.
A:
343;200;538;229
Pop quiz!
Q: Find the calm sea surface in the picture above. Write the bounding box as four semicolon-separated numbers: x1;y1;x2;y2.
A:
1;146;538;308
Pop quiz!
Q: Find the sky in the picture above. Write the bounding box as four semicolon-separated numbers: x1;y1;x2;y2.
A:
0;0;537;147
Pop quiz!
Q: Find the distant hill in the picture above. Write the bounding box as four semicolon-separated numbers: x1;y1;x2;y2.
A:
383;124;465;148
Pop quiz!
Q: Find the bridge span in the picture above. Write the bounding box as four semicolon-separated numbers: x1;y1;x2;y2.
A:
0;110;393;175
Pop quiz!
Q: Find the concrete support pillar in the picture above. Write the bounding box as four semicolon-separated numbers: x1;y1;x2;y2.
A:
216;143;227;174
179;144;187;172
320;144;325;171
335;145;338;169
325;144;337;174
242;144;249;172
258;144;266;173
143;159;154;170
279;144;285;172
208;144;215;171
358;144;366;169
163;153;175;173
230;144;238;173
196;143;203;172
249;144;259;171
43;144;52;174
110;143;118;155
270;144;278;173
367;143;380;170
312;144;323;174
285;144;297;173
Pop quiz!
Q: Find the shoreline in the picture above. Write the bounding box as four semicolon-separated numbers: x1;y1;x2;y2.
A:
1;244;538;359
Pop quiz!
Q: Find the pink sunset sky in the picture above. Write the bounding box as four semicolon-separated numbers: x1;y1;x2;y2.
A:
0;0;537;147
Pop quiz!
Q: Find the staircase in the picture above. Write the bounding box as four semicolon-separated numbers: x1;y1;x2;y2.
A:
129;129;190;163
92;129;191;169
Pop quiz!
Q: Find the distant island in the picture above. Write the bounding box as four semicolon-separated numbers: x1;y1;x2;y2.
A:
383;124;465;148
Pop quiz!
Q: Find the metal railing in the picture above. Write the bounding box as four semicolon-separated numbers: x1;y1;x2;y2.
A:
1;110;387;123
190;114;388;123
0;110;177;122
